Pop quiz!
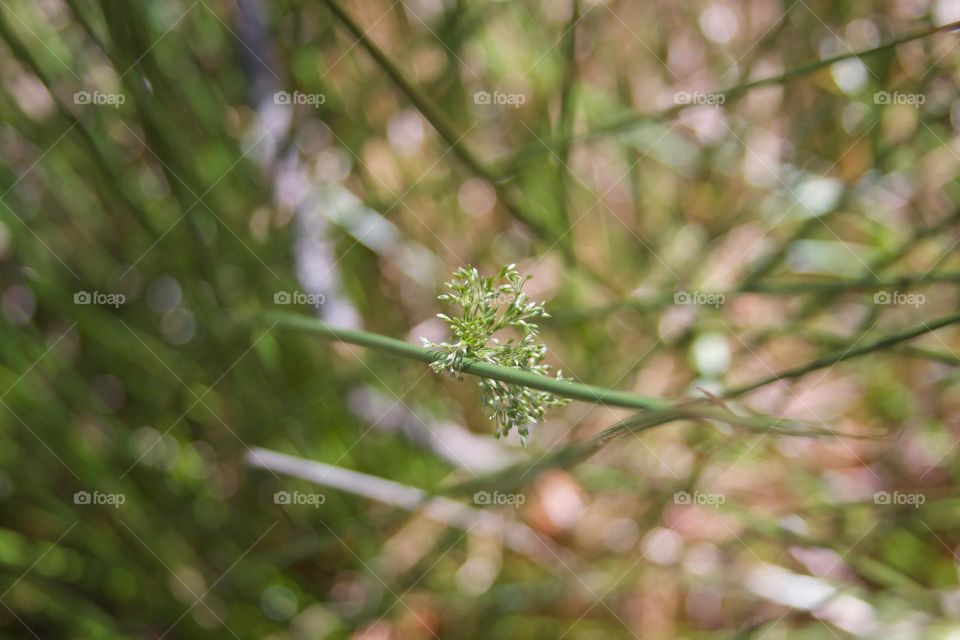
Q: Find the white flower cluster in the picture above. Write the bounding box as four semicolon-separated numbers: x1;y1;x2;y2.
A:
422;264;568;441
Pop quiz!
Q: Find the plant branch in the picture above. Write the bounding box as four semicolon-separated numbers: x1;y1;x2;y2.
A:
498;19;960;173
443;403;869;497
549;271;960;322
265;312;842;439
265;312;669;410
319;0;560;246
725;310;960;397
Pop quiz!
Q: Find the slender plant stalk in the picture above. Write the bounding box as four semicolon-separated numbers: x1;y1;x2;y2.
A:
264;312;847;436
444;402;866;497
320;0;481;175
318;0;631;297
755;328;960;367
725;310;960;397
698;210;960;387
0;8;157;241
498;19;960;173
550;271;960;321
266;306;960;429
555;0;580;238
319;0;558;244
265;311;669;410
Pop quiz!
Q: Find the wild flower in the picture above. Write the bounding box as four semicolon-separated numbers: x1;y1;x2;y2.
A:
422;264;569;442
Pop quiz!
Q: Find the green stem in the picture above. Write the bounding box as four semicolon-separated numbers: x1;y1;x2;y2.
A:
551;271;960;322
265;311;877;499
555;0;580;239
320;0;480;176
319;0;559;246
265;312;670;410
498;19;960;173
444;402;859;496
760;327;960;367
725;310;960;397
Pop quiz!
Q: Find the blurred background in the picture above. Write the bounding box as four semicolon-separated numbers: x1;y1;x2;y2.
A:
2;0;960;637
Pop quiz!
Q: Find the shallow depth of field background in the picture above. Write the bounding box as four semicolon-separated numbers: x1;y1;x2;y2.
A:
2;0;960;638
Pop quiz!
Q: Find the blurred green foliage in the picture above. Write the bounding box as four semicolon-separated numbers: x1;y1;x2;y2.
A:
0;0;959;638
